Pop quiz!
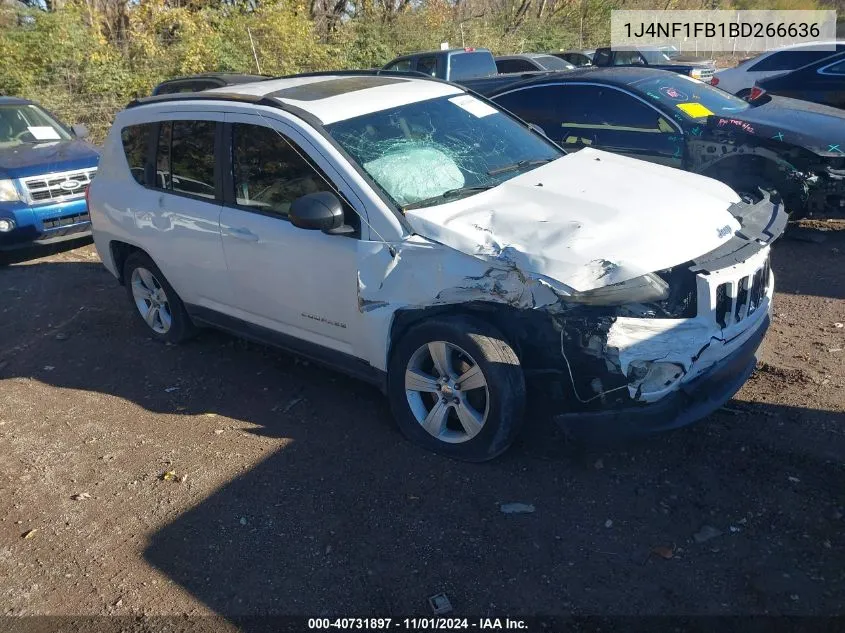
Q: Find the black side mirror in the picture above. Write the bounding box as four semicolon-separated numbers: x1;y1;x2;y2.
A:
289;191;349;234
71;124;89;139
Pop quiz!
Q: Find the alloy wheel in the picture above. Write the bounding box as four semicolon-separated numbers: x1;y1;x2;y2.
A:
404;341;490;443
130;267;172;334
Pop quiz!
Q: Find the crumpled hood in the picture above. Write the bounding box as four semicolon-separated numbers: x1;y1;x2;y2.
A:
404;148;742;292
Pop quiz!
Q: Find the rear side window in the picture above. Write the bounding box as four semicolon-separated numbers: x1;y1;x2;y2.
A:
154;120;217;199
534;55;573;70
496;59;537;73
448;52;497;80
748;50;838;72
821;58;845;75
120;124;152;185
592;49;611;65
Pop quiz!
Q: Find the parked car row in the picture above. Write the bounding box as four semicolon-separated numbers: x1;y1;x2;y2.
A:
2;45;840;461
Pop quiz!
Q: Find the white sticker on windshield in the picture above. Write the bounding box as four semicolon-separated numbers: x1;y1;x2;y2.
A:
449;95;497;118
28;126;61;141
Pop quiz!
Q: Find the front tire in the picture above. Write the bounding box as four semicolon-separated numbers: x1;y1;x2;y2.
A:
388;315;525;461
123;251;195;343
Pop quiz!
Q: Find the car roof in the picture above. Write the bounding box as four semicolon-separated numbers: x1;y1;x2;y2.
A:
0;96;34;106
388;48;491;61
496;53;555;60
596;45;661;51
134;72;466;126
461;66;667;96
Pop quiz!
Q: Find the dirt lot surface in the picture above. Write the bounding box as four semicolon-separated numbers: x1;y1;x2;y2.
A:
1;226;844;622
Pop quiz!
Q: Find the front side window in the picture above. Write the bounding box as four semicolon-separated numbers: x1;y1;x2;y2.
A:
495;85;673;136
0;104;71;146
417;57;438;76
232;123;336;221
153;120;216;199
630;74;750;120
121;124;152;185
386;59;412;72
326;94;562;210
614;50;646;65
640;49;672;64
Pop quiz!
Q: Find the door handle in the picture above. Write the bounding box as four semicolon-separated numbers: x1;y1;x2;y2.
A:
228;227;259;242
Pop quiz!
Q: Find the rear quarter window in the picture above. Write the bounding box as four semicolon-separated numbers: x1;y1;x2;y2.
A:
748;49;838;72
120;124;152;185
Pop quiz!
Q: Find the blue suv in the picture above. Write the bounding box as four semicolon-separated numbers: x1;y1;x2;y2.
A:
0;97;99;261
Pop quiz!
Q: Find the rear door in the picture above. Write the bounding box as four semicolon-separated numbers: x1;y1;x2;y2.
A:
218;113;363;355
493;83;684;167
127;114;233;310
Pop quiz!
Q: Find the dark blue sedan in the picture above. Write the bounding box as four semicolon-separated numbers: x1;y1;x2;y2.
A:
461;67;845;217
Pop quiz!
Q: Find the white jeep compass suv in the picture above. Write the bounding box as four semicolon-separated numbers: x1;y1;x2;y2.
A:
88;71;785;461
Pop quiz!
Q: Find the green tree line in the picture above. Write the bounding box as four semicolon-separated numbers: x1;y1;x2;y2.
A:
0;0;832;141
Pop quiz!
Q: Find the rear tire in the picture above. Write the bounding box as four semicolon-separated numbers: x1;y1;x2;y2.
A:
388;315;525;461
123;251;195;344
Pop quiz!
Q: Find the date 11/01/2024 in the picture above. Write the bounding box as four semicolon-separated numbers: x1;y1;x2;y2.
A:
308;618;528;630
624;21;821;39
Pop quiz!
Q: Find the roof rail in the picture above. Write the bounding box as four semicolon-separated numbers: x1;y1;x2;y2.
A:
125;91;278;109
275;69;432;80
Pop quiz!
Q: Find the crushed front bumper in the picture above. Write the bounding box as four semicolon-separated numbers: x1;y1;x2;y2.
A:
555;312;769;441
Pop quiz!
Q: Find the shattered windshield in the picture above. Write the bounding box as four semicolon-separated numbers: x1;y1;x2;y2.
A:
325;94;562;210
630;74;751;120
0;104;71;146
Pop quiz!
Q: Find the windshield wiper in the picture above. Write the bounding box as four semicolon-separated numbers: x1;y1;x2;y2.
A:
487;158;554;176
402;185;494;211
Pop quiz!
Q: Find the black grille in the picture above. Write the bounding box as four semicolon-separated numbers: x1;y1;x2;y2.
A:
715;283;729;328
42;212;90;230
735;276;749;321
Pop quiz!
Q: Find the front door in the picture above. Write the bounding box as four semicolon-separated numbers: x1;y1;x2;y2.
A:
218;113;363;356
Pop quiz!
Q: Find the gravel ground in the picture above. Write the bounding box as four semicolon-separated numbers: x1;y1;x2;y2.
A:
0;225;843;620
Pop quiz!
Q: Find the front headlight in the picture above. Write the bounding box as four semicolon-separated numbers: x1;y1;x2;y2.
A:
567;273;670;306
690;68;703;79
0;179;20;202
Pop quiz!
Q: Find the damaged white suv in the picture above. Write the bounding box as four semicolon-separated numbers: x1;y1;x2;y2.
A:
89;72;786;461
